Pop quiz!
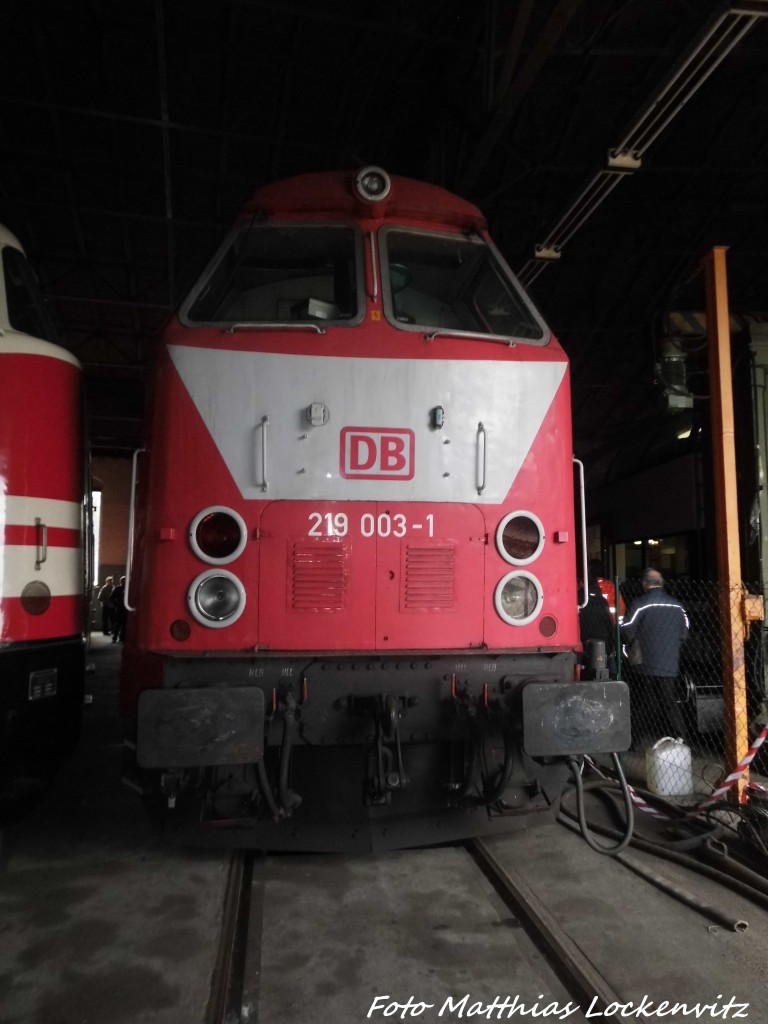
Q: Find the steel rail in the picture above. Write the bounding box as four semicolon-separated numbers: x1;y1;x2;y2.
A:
467;837;625;1023
206;850;256;1024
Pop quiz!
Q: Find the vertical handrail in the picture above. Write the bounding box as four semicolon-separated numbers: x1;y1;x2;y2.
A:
369;233;379;303
574;458;589;610
476;422;487;495
257;416;269;492
34;517;48;570
125;447;146;612
614;575;623;680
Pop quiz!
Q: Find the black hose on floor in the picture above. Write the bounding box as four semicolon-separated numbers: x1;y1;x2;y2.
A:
567;752;634;856
557;804;768;914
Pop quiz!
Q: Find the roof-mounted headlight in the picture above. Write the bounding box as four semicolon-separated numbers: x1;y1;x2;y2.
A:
355;166;391;203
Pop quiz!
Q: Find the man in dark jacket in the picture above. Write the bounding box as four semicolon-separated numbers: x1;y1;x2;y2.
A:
110;576;127;644
622;568;689;741
578;575;616;675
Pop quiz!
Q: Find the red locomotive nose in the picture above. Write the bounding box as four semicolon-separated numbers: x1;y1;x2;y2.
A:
120;168;611;853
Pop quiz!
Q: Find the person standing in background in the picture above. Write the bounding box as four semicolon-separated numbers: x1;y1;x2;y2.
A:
589;559;626;624
110;576;127;643
578;573;616;675
97;575;115;635
621;568;689;742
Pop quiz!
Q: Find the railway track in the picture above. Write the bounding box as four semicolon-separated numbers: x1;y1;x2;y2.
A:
206;850;259;1024
205;840;628;1024
467;838;625;1024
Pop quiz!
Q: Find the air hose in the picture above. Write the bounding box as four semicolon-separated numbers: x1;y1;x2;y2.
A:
566;752;634;855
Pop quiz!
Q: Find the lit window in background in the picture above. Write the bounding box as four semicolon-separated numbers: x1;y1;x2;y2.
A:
92;490;102;586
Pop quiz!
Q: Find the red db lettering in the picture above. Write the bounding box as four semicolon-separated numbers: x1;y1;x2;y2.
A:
340;427;415;480
380;436;406;472
351;435;377;471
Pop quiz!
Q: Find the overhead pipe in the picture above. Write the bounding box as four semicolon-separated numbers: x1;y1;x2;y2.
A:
519;3;768;285
610;7;761;161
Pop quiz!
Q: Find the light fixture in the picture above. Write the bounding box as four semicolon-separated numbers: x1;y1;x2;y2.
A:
494;571;543;626
354;166;391;203
189;506;247;564
188;569;246;628
495;511;544;565
518;4;768;285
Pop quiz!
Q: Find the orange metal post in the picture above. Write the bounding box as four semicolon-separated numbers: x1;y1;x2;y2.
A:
704;246;749;802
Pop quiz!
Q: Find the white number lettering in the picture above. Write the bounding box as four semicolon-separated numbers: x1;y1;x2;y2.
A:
311;510;436;538
361;512;375;537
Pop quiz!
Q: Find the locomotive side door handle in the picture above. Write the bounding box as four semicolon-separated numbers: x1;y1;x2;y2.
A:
125;447;147;612
476;422;487;495
34;517;48;570
255;415;269;492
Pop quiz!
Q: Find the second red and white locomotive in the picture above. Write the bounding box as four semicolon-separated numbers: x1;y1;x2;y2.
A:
0;224;88;808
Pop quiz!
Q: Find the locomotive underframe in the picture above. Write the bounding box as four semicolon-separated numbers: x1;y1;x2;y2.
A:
127;650;629;852
0;636;85;784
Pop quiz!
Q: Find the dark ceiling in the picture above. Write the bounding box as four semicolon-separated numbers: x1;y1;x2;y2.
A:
2;0;767;485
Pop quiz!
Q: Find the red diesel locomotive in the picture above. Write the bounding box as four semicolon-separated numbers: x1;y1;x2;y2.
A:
122;168;628;851
0;224;88;813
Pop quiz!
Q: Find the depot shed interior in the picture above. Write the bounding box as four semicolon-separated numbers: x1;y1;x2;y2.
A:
2;0;768;581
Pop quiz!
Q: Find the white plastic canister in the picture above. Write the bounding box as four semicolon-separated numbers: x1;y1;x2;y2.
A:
645;736;693;796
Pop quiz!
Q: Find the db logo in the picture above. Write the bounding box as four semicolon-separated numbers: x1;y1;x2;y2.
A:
340;427;415;480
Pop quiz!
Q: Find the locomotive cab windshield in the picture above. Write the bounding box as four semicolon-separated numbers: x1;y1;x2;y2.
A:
181;215;548;346
381;228;548;344
2;243;60;342
183;223;363;327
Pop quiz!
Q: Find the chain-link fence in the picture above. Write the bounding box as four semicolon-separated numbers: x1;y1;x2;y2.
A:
585;578;767;806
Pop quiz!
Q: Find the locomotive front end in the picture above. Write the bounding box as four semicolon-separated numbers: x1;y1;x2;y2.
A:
0;225;88;803
121;169;629;851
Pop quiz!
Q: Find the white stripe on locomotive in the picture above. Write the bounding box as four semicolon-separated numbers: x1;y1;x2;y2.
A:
169;346;567;503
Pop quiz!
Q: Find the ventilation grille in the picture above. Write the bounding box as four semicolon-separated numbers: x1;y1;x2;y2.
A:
291;540;348;610
404;544;455;608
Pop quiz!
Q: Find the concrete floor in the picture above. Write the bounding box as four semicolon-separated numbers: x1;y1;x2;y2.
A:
250;812;768;1024
0;635;229;1024
485;819;768;1018
2;638;768;1023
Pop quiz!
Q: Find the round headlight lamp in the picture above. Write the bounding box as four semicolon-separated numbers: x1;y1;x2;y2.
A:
189;506;247;564
494;571;543;627
188;570;246;628
355;166;391;203
495;511;544;565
